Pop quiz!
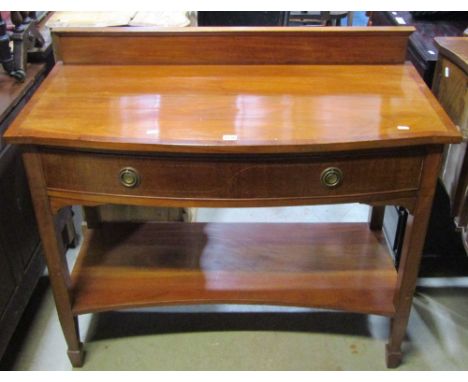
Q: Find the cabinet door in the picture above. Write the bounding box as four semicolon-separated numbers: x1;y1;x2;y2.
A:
0;241;17;316
0;145;40;271
435;58;468;218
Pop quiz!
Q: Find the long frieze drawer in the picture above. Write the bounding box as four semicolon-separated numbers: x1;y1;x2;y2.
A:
41;150;424;200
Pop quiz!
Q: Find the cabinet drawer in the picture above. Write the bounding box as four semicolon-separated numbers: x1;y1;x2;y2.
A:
41;150;424;202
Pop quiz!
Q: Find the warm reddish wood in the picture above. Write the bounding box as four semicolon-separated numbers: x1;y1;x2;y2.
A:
46;189;418;216
21;148;84;367
434;37;468;75
0;64;45;122
4;64;459;153
5;28;463;368
39;149;424;203
433;37;468;251
52;26;414;65
386;146;444;368
433;58;466;133
71;222;397;316
0;64;46;151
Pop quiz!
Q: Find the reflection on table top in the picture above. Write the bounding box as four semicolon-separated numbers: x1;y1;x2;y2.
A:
5;62;460;153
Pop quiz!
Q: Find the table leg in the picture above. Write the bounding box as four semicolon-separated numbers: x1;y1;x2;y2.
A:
22;149;84;367
369;206;385;230
386;148;442;368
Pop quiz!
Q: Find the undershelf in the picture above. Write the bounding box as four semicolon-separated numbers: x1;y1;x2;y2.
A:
70;222;397;316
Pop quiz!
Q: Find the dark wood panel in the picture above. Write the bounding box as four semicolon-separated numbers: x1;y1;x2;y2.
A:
0;64;46;151
0;60;48;362
0;145;41;268
420;181;468;276
0;38;76;361
198;11;286;26
435;57;468;218
71;222;397;316
0;146;26;281
0;242;17;316
433;37;468;254
52;27;413;65
0;244;44;360
40;149;424;202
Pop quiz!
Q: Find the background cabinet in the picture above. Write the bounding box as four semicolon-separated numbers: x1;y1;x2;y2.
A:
0;12;77;358
370;12;468;275
434;37;468;255
0;64;47;360
368;11;467;86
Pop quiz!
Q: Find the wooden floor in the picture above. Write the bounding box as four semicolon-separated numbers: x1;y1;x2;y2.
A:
71;222;397;316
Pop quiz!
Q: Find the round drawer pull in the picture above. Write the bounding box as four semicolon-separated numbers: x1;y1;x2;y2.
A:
321;167;343;188
119;167;140;188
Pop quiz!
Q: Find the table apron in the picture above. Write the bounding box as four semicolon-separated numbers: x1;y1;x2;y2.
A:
39;149;424;209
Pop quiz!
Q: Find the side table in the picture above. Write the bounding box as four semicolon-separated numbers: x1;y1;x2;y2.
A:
4;26;461;368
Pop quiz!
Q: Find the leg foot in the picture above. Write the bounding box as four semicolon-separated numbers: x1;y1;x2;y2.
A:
385;344;402;368
67;343;85;367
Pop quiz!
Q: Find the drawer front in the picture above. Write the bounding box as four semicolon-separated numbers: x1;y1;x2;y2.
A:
41;150;423;201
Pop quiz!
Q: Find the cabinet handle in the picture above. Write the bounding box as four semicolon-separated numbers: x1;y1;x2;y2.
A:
321;167;343;188
119;167;140;188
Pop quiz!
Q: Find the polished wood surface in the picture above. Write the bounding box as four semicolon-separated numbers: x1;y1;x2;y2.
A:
40;148;424;205
71;222;397;316
0;64;45;150
368;12;468;86
433;58;467;135
4;63;459;153
22;149;84;366
386;147;443;367
0;61;75;361
436;56;467;216
52;26;414;65
435;37;468;74
6;27;463;368
0;64;45;121
433;37;468;253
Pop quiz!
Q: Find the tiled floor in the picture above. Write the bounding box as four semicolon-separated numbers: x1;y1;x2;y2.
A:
4;204;468;370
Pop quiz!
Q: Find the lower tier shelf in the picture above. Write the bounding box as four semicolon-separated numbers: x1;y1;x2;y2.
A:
70;222;397;316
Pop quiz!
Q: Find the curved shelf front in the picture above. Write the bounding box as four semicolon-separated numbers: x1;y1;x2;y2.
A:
71;222;397;316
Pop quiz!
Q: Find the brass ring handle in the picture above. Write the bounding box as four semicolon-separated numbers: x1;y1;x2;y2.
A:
320;167;343;188
119;167;140;188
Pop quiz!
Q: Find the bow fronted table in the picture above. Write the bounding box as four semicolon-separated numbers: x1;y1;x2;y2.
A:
4;27;461;368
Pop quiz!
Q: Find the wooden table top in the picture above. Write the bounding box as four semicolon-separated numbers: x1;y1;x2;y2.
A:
5;62;461;153
435;37;468;74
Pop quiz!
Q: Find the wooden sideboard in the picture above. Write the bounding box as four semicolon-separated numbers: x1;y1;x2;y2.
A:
0;18;79;359
0;62;79;361
0;64;46;361
368;12;468;273
4;27;461;368
434;37;468;253
368;11;467;86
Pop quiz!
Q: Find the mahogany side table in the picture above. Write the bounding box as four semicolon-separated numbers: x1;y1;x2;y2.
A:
4;26;461;368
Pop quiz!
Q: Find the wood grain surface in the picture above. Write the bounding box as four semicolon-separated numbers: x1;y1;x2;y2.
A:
0;64;46;121
51;26;414;65
39;148;423;207
434;37;468;75
71;222;397;316
4;63;460;153
7;27;458;368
